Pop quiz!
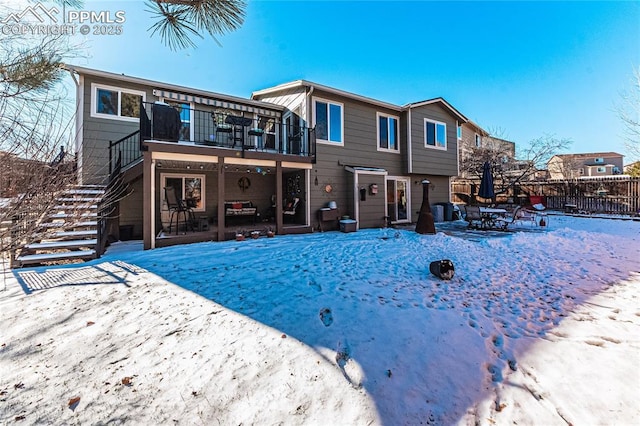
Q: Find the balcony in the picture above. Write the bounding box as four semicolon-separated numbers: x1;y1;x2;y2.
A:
140;101;315;159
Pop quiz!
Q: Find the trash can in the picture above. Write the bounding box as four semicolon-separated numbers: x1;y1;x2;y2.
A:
431;204;444;222
436;202;454;221
429;259;455;280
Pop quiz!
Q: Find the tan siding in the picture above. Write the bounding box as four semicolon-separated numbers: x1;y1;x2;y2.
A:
119;176;144;238
356;173;386;228
408;175;450;222
81;76;155;184
409;104;459;176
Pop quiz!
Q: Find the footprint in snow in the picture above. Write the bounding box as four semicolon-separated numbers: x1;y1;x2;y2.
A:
319;308;333;327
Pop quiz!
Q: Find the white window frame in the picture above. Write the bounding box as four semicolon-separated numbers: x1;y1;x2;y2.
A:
424;118;447;150
313;97;344;146
475;134;481;148
386;176;411;224
90;83;146;122
376;112;400;153
596;166;606;173
160;173;206;212
594;157;604;163
161;99;195;141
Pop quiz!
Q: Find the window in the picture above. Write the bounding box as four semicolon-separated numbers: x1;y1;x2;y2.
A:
596;167;606;173
594;157;604;163
377;113;399;152
475;134;481;148
91;83;145;121
161;173;205;211
314;98;343;145
424;119;447;149
163;101;193;141
457;125;462;140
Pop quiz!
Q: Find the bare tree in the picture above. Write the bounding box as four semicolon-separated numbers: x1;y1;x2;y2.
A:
617;66;640;161
460;134;572;199
0;28;81;270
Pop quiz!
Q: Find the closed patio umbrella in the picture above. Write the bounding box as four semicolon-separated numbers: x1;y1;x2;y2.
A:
478;161;495;201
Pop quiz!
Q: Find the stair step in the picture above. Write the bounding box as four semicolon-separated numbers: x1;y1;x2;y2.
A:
56;197;101;203
16;249;97;265
53;230;97;238
54;204;98;210
49;212;98;219
25;239;97;250
40;220;98;228
63;188;105;195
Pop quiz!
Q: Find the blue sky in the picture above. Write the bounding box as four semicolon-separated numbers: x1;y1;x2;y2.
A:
57;1;640;160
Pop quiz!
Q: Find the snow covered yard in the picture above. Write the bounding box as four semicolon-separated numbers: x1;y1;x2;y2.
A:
1;215;639;425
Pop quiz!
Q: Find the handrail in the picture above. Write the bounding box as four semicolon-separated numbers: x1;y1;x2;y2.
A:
109;130;141;174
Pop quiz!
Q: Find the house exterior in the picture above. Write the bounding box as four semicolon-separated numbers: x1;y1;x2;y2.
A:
547;152;624;180
253;81;468;228
65;65;468;249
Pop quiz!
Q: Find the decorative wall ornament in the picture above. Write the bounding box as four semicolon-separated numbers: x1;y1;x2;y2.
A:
238;176;251;192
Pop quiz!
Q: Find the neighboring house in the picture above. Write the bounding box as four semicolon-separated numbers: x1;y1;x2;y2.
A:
65;65;468;249
547;152;624;180
458;120;489;156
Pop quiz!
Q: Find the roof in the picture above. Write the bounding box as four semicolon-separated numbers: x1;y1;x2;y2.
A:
253;80;469;123
252;80;402;112
63;64;284;111
551;152;624;159
404;98;469;123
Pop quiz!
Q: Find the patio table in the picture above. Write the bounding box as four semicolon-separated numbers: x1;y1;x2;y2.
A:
479;207;508;230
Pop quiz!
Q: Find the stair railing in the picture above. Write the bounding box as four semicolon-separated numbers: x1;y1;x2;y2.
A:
109;130;141;175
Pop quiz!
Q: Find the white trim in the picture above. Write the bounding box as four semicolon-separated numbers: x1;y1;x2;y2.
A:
386;176;411;224
152;152;218;163
312;97;344;146
90;82;146;122
64;64;283;112
225;158;275;167
282;161;312;169
76;74;84;184
424;118;447;150
252;79;402;112
345;167;388;229
305;169;311;227
151;159;156;249
160;172;206;212
376;112;401;154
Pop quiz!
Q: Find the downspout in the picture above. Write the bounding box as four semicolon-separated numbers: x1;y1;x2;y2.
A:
407;106;413;174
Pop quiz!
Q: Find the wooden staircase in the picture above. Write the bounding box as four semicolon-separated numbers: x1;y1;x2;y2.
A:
12;185;105;267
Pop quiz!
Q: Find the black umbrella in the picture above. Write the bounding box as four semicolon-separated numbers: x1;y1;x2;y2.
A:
478;161;495;200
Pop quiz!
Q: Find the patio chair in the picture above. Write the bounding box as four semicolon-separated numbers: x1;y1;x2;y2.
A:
495;206;524;230
283;197;300;222
464;205;483;229
164;186;194;234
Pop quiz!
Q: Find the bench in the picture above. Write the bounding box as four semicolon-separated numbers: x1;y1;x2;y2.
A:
224;201;257;224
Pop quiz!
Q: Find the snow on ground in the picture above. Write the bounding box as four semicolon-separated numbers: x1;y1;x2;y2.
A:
1;215;639;425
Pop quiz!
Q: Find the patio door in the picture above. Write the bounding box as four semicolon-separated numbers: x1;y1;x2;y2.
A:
386;178;409;223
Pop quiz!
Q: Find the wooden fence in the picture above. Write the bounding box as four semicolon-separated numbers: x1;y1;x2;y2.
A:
452;176;640;215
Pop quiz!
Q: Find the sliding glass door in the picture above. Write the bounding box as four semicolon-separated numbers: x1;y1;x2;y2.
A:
386;178;409;223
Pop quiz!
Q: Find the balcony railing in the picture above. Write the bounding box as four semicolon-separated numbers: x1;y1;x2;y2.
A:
139;101;316;159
